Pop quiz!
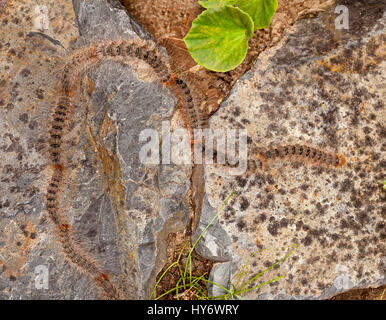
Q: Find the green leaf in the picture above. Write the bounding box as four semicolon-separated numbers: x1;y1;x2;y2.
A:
184;6;254;72
198;0;238;9
199;0;278;30
236;0;278;30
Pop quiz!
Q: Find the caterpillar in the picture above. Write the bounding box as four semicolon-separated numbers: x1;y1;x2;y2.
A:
46;38;205;299
60;39;207;129
48;95;73;164
213;144;346;177
172;75;208;130
46;166;123;298
257;144;346;168
56;39;171;90
46;166;65;225
57;224;122;300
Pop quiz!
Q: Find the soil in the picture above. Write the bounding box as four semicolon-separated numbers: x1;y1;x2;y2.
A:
121;0;385;301
154;232;214;300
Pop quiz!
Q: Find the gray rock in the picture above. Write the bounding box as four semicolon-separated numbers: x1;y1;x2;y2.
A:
202;0;385;299
0;0;189;299
208;262;232;298
73;0;152;41
71;0;190;299
193;195;232;262
0;0;87;300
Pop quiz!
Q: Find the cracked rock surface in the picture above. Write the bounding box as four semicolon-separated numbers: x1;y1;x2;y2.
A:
0;0;189;299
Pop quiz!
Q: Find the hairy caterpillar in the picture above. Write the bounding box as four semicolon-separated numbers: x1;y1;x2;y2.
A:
46;166;65;225
57;39;171;91
48;96;73;164
60;39;207;129
46;38;205;299
173;75;208;130
213;144;346;177
57;224;122;300
257;144;346;168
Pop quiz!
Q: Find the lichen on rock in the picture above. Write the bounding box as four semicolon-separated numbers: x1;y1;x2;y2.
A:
197;0;385;299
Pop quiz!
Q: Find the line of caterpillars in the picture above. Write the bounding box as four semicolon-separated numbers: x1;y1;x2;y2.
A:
46;39;207;299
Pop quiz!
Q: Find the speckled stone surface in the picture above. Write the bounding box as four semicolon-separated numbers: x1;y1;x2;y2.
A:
0;0;189;299
197;0;385;299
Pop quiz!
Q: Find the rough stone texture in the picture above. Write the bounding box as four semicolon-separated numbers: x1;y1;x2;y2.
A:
0;0;8;15
0;0;189;299
208;261;232;298
0;0;87;300
73;0;152;42
197;0;385;299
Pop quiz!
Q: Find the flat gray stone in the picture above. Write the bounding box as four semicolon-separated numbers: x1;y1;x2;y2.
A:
199;0;385;299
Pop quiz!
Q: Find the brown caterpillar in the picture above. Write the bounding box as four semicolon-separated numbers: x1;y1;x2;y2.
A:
94;41;207;129
46;38;205;299
46;165;65;226
172;75;208;130
60;39;205;129
57;224;100;277
94;273;122;300
57;224;122;300
257;144;346;168
57;39;172;87
96;40;171;83
214;144;346;178
48;95;73;165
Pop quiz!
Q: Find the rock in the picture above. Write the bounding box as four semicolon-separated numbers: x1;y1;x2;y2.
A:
73;0;152;41
0;0;189;299
208;262;232;298
194;195;232;262
197;0;385;299
0;0;86;300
